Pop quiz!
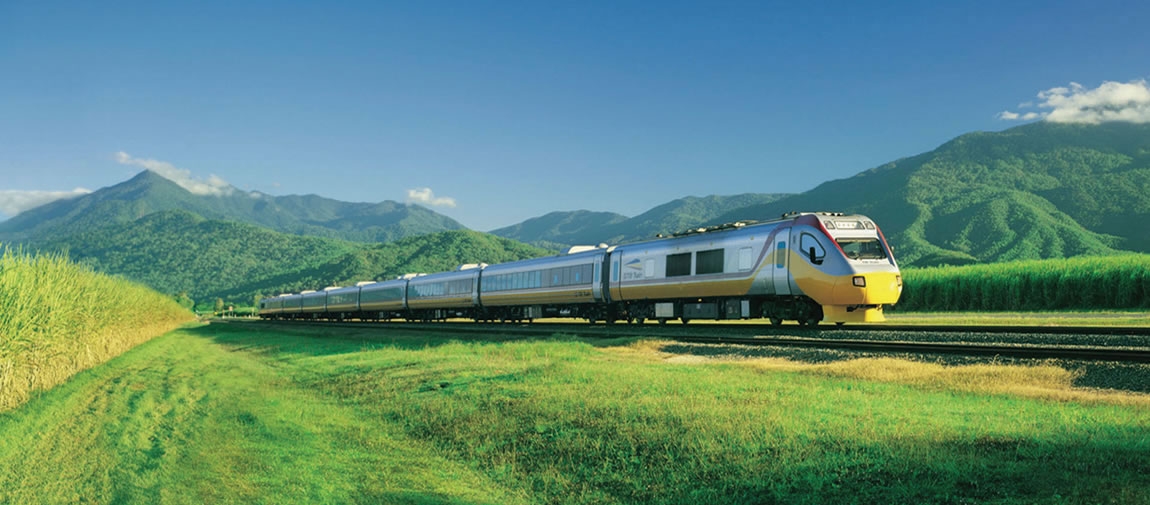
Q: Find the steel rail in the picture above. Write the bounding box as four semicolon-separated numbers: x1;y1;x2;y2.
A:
222;319;1150;363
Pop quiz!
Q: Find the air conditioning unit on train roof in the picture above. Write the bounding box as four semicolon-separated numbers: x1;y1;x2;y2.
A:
355;281;376;287
456;263;488;271
564;244;609;254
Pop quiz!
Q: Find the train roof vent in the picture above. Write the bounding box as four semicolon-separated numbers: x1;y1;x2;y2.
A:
666;220;760;238
564;245;596;254
355;281;376;287
456;263;488;271
300;290;317;294
782;211;846;219
400;273;427;279
323;286;341;291
277;293;292;297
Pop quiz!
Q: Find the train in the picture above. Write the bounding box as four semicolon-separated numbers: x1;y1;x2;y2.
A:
258;212;903;325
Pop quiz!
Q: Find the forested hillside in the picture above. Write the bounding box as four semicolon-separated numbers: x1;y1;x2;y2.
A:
216;228;551;301
710;122;1150;266
492;193;789;248
37;210;549;304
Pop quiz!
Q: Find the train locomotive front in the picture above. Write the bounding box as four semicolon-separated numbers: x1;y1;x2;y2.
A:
606;212;901;325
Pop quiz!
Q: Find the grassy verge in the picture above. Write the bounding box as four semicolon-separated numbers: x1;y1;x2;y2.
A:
899;254;1150;311
2;323;1148;504
884;310;1150;327
0;247;193;412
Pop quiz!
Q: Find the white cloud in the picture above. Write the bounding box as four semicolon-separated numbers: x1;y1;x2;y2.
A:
0;188;92;217
114;151;235;196
405;187;457;208
998;79;1150;124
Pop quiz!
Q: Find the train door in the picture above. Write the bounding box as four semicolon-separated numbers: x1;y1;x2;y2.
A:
772;229;791;295
608;251;622;301
593;253;607;302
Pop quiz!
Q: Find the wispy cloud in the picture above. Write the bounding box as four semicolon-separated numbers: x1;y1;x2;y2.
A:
114;151;235;196
998;79;1150;124
405;187;457;208
0;188;92;217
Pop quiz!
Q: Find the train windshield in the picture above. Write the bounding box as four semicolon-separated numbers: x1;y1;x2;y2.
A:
836;238;887;260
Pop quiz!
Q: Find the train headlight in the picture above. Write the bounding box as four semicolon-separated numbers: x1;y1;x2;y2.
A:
895;275;902;286
852;276;866;287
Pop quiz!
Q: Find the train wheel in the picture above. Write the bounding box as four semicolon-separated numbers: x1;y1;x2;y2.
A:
801;318;819;327
635;317;645;324
681;318;690;325
770;317;783;327
658;318;667;325
588;318;597;325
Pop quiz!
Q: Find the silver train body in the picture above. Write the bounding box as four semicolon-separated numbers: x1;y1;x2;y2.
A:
259;212;903;325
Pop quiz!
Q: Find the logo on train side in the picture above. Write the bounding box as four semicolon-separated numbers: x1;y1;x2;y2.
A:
622;258;646;280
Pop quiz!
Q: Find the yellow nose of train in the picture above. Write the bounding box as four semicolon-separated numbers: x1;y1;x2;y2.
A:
819;272;903;322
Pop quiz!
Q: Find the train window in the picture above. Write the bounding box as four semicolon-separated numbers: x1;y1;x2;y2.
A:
562;267;571;286
837;238;887;260
666;253;691;277
573;268;581;283
611;260;619;282
738;247;753;271
801;233;826;264
696;249;724;275
775;241;786;268
644;259;655;278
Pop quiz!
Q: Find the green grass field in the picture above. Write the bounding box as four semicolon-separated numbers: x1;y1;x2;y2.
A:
1;322;1147;504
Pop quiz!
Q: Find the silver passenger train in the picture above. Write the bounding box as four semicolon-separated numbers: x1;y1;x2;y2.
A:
259;212;903;325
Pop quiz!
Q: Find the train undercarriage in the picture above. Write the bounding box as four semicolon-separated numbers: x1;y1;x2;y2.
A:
263;295;838;326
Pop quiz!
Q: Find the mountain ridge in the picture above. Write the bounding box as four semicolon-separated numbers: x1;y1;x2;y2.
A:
0;170;466;243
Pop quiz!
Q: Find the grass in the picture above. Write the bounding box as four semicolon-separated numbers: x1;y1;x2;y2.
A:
899;254;1150;312
884;310;1150;327
2;322;1148;504
0;247;193;412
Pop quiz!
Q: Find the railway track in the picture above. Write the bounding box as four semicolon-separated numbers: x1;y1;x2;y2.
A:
222;319;1150;363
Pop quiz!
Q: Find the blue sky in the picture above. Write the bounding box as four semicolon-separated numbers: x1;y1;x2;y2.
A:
1;1;1148;231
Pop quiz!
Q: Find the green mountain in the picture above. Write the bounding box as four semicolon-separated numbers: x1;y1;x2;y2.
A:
491;193;790;248
708;122;1150;266
0;170;465;243
38;209;549;304
488;210;629;250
